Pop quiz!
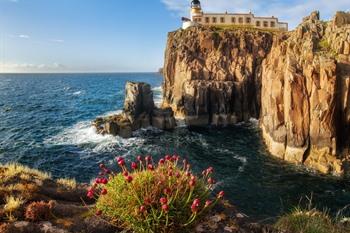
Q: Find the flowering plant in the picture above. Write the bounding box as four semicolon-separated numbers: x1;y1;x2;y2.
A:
87;155;224;233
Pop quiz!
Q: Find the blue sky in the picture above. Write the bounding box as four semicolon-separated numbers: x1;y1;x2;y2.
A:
0;0;348;73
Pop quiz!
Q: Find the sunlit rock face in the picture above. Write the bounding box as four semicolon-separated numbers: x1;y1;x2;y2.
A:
163;11;350;176
163;26;273;125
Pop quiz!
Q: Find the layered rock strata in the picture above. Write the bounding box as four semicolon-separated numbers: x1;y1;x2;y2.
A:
163;11;350;175
94;82;176;138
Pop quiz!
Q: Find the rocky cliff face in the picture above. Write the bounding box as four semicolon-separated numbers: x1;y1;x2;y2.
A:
163;11;350;176
163;27;273;126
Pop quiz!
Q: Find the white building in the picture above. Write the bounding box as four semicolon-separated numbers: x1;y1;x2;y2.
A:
182;0;288;31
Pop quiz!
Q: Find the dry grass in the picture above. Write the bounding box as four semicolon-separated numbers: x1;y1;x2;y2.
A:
0;163;51;183
56;178;77;190
4;196;24;213
275;207;350;233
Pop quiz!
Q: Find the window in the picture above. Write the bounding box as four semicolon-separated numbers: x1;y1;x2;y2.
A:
238;17;243;24
256;21;261;27
270;21;275;27
205;17;210;23
220;17;225;23
231;17;236;23
246;17;251;24
263;21;268;27
212;17;217;23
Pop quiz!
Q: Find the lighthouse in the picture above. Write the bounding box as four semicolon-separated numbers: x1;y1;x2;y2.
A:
191;0;203;21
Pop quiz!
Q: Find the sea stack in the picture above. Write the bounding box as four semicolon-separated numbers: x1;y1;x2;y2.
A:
93;82;176;138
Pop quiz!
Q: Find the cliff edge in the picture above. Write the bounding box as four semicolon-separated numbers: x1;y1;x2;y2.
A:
163;11;350;176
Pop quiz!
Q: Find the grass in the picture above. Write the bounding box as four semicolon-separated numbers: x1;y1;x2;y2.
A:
208;24;284;34
317;38;338;59
4;196;24;213
0;163;51;184
275;207;350;233
56;178;77;190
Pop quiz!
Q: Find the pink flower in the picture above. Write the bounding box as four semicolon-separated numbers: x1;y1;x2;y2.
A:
101;188;107;195
147;164;154;171
218;191;224;199
144;198;151;205
118;158;125;166
131;162;138;170
191;199;200;213
207;167;214;174
95;178;102;184
175;172;181;178
163;188;171;195
101;178;108;185
165;155;171;161
145;155;152;162
205;200;212;208
162;204;169;213
87;191;94;199
168;170;173;177
125;175;133;183
99;163;105;169
137;156;142;161
139;205;146;213
207;178;215;185
96;210;102;216
160;197;168;205
123;171;129;177
189;180;196;187
158;159;165;165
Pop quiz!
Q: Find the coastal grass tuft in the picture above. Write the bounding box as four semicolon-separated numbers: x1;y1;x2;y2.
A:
56;177;77;190
4;196;24;213
275;207;350;233
0;163;51;183
90;155;223;233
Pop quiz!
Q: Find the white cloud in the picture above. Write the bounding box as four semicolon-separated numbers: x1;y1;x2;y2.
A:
50;39;64;43
0;62;67;73
18;34;29;39
161;0;349;29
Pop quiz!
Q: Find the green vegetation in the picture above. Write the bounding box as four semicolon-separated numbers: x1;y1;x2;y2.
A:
275;206;350;233
208;24;282;33
317;38;338;58
91;156;223;233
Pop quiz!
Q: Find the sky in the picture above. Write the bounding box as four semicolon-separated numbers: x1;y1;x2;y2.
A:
0;0;348;73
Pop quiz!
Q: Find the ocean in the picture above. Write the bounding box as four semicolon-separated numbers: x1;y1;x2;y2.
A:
0;73;349;220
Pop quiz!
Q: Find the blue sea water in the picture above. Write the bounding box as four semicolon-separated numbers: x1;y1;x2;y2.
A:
0;73;349;221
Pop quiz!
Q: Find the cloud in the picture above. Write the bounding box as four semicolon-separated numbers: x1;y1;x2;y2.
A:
18;34;29;39
161;0;349;29
50;39;64;43
0;62;67;73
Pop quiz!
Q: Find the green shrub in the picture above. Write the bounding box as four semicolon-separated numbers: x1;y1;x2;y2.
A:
88;155;223;233
275;207;348;233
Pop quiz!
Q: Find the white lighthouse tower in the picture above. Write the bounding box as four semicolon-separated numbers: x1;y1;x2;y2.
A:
190;0;203;20
182;0;203;29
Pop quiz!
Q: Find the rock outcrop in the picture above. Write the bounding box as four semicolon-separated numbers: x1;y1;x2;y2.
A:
94;82;176;138
163;11;350;176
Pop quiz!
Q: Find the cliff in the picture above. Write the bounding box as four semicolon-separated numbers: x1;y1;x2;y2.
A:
163;11;350;176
